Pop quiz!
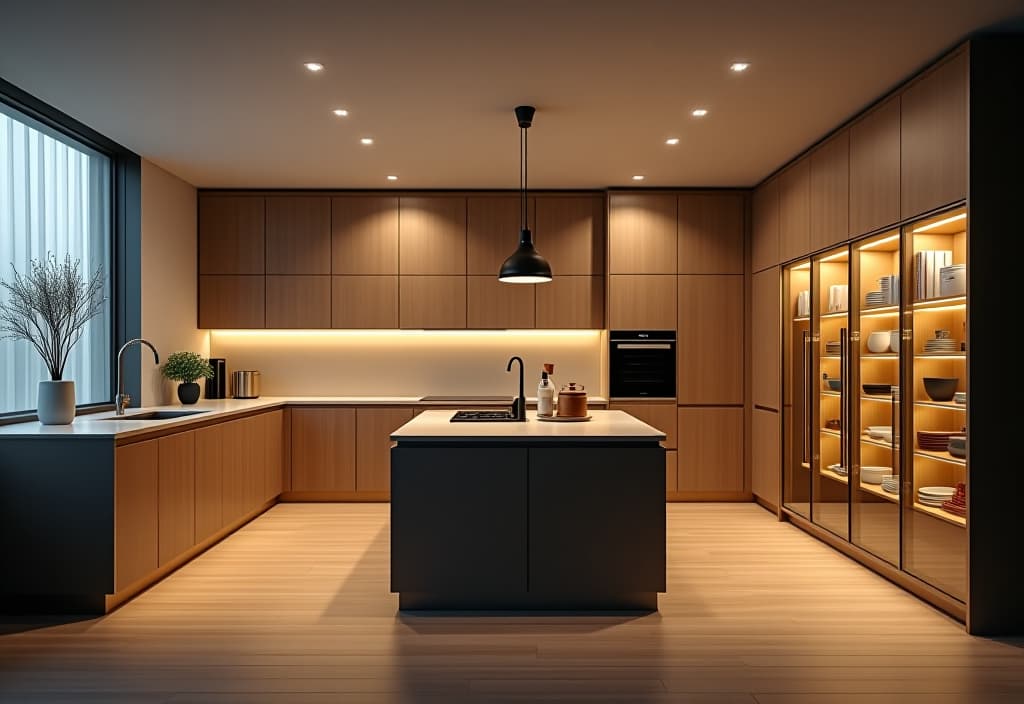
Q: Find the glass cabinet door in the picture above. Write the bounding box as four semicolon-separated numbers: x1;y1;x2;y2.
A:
783;259;811;519
811;246;851;540
901;206;968;601
850;230;902;565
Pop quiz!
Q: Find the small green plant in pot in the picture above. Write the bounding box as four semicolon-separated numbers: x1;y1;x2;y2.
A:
161;351;214;405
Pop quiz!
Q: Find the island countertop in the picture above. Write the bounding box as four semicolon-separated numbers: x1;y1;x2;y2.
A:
391;409;665;443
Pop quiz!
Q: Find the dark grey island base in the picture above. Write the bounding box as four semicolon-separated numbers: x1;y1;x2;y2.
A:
389;411;667;611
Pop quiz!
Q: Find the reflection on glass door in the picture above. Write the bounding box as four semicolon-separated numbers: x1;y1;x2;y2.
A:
812;246;850;540
902;206;968;601
850;230;901;565
783;260;811;519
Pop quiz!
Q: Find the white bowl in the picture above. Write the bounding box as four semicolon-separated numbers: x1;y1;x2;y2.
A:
861;466;892;484
867;425;892;438
867;331;890;353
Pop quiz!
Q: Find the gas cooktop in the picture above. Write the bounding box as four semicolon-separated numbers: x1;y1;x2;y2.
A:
450;410;522;422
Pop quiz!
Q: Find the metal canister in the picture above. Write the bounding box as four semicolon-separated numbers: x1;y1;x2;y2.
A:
231;370;261;399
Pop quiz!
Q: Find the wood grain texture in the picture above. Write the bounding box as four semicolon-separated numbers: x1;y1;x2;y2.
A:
901;49;968;219
535;195;605;275
355;407;415;494
331;275;398;328
265;276;331;328
467;275;535;329
677;406;744;492
608;193;677;274
466;196;532;275
608;274;676;330
263;410;284;502
752;406;781;508
157;431;195;567
609;401;677;448
535;275;604;329
241;413;266;516
193;424;223;542
399;275;467;329
677;193;745;274
198;275;265;329
8;502;1021;700
850;95;901;237
752;178;780;272
265;196;331;274
114;440;159;592
290;407;357;492
665;448;678;494
809;131;850;252
399;196;467;274
677;275;743;404
751;267;782;411
220;419;246;525
197;195;264;275
778;159;811;264
331;196;399;274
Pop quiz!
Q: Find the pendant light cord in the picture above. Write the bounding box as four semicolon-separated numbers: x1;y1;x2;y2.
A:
520;124;527;231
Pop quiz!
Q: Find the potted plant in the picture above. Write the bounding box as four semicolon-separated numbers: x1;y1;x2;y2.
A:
0;254;105;424
161;351;214;404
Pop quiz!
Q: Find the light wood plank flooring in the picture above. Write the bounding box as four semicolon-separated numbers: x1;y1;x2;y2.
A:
2;503;1023;703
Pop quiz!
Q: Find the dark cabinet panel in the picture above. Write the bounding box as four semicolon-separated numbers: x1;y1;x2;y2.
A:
850;96;901;236
198;196;265;275
198;275;265;329
265;275;331;329
399;197;467;274
266;196;331;274
535;195;605;275
677;193;744;274
331;196;399;275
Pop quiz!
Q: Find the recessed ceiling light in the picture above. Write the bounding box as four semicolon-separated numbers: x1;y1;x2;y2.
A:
730;62;750;72
303;62;324;72
332;108;348;117
360;137;374;145
632;175;645;181
691;108;708;118
386;175;398;181
665;137;680;145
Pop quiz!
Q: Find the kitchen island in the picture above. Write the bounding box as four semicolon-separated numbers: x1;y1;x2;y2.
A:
389;409;666;611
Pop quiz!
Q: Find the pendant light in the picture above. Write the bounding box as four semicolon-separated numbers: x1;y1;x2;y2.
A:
499;105;552;284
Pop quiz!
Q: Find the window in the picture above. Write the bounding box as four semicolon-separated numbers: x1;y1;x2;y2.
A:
0;102;113;416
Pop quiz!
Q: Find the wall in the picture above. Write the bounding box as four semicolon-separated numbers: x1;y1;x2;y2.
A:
140;160;208;405
209;330;604;398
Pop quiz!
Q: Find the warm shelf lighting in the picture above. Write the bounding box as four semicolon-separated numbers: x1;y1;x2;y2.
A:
819;251;848;263
912;298;966;312
332;109;349;117
859;234;900;250
729;62;750;72
913;212;966;233
632;175;645;181
861;309;899;319
665;137;680;145
360;137;374;145
386;175;398;181
791;262;811;270
303;62;324;72
691;108;708;117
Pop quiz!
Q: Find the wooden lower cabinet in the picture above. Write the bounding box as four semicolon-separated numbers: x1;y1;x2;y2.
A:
752;407;781;509
114;440;159;592
666;450;678;495
157;432;195;567
264;410;284;501
194;424;224;542
677;406;745;495
608;402;677;449
290;408;357;491
355;407;415;494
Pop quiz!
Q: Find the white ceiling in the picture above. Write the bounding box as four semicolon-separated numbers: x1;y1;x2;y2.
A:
1;0;1022;189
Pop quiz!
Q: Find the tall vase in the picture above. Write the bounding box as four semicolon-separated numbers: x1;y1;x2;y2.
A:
38;380;76;425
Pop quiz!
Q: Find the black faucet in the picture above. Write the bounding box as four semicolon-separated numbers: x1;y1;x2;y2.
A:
506;356;525;421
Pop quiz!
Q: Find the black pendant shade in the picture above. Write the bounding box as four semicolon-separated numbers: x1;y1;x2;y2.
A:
499;105;552;284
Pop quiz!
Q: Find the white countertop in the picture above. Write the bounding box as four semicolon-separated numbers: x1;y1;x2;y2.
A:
390;409;665;443
0;395;610;439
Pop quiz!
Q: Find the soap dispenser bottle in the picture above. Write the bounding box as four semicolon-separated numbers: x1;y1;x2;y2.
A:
537;371;555;417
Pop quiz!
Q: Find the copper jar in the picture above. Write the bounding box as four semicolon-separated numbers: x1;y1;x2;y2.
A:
557;382;588;417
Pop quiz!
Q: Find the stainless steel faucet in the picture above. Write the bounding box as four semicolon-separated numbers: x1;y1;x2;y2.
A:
115;338;160;415
506;356;525;421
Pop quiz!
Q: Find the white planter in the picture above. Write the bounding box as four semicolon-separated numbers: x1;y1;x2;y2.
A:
38;380;76;425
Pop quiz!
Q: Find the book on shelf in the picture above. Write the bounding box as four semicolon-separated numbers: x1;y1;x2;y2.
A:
915;250;952;299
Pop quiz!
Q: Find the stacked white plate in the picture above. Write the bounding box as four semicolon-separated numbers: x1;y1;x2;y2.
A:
953;391;967;405
825;340;841;355
924;337;959;353
882;475;900;494
918;486;956;507
879;275;899;304
865;290;887;306
861;466;892;485
866;425;892;439
828;463;848;476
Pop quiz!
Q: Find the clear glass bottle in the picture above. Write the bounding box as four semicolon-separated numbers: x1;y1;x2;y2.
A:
537;371;554;417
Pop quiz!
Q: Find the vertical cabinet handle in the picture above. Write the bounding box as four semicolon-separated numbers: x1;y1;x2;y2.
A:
840;327;848;473
802;330;811;465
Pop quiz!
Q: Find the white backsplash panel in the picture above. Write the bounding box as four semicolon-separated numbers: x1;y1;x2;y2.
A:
209;330;606;398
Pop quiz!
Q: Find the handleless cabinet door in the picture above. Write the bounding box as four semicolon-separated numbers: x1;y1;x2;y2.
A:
850;96;901;236
535;195;605;275
400;276;467;329
752;179;780;272
677;193;745;274
198;196;265;275
198;275;265;329
332;276;398;329
291;408;357;492
809;131;850;252
195;424;224;542
752;407;781;508
332;196;399;274
608;402;677;449
399;197;467;275
467;196;532;275
608;274;676;330
157;431;195;567
220;418;247;524
535;275;604;329
265;275;331;328
467;276;535;329
115;440;159;592
264;410;284;501
677;275;743;404
778;159;811;263
265;196;331;274
677;406;744;493
751;267;782;411
608;194;676;274
355;407;416;494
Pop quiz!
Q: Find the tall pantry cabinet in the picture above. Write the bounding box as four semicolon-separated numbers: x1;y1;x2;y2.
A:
749;37;1024;635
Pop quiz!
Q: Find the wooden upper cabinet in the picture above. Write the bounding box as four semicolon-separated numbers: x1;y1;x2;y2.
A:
198;196;265;275
809;131;849;253
850;96;901;237
265;275;331;328
467;276;535;329
114;440;159;592
399;275;467;329
157;431;196;567
751;267;782;411
290;408;357;492
751;179;780;272
608;194;677;274
332;196;399;274
332;276;398;329
467;196;533;275
265;196;330;274
901;49;967;219
535;276;604;329
198;275;265;329
399;197;467;274
608;274;676;330
535;195;605;275
778;160;811;263
677;193;745;274
676;275;744;405
355;407;416;494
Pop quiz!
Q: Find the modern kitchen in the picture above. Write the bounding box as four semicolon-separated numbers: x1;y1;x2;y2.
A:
1;2;1023;701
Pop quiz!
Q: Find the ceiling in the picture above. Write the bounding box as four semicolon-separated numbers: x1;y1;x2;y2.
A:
1;0;1022;190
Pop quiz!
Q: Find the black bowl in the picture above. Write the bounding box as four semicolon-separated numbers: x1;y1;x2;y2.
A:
923;377;958;402
862;383;892;396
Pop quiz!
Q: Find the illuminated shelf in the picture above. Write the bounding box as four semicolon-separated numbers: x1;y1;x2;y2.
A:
821;311;849;319
821;390;840;397
860;434;897;449
860;480;899;503
860;304;899;316
915;353;966;359
861;394;894;403
820;428;841;438
912;501;966;528
862;353;898;359
820;467;849;485
914;448;967;466
793;316;810;322
915;399;966;410
821;354;841;359
913;295;966;311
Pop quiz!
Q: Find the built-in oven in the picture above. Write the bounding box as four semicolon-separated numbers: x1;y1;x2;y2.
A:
609;330;676;399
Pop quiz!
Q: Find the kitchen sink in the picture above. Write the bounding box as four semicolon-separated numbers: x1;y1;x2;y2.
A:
102;410;210;421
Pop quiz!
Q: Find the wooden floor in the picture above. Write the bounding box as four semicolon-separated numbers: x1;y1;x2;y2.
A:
2;503;1023;703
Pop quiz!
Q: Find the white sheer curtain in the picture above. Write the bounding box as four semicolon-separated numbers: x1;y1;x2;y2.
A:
0;105;112;415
